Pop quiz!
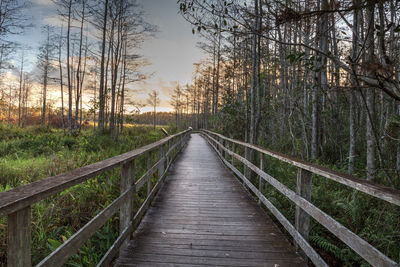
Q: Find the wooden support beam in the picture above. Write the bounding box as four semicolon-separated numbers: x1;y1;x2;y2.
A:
258;153;264;204
167;140;171;166
295;168;313;259
8;206;31;267
147;152;152;197
202;130;400;207
224;141;229;160
231;143;235;167
244;146;248;176
158;145;165;180
120;160;135;250
180;134;183;149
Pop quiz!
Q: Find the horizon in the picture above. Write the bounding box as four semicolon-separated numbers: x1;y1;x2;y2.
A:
2;0;204;113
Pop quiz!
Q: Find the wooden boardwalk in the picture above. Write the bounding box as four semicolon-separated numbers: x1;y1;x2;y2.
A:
116;134;306;266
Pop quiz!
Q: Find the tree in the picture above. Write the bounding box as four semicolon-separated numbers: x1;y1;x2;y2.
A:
170;84;184;128
54;0;74;134
37;25;56;126
178;0;400;187
147;90;160;129
97;0;109;132
17;51;24;127
0;0;30;71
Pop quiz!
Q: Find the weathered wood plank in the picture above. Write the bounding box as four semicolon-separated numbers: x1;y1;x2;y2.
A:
295;168;312;259
7;206;31;267
98;134;188;266
126;240;295;252
120;160;135;250
205;136;327;267
158;145;165;181
146;152;152;197
1;130;190;267
204;132;398;267
134;157;163;191
258;153;264;204
203;130;400;206
118;253;304;267
37;186;135;267
116;134;306;267
130;246;304;260
0;130;191;218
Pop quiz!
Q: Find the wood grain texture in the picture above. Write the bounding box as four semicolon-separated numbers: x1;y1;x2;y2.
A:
116;134;306;267
7;206;31;267
204;135;327;267
295;168;312;259
203;131;398;267
0;130;190;218
120;160;135;251
203;130;400;206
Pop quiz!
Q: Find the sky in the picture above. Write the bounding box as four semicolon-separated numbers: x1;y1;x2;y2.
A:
9;0;204;112
134;0;204;112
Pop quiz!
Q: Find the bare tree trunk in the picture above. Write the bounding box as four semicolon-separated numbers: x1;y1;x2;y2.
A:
98;0;109;131
22;77;28;128
120;41;127;133
365;0;376;181
58;26;66;134
311;0;328;160
41;29;50;127
75;0;85;131
18;52;24;127
349;0;360;175
8;85;12;124
66;0;73;135
214;18;221;114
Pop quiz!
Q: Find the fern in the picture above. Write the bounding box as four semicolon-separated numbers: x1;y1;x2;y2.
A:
310;235;348;263
333;190;363;227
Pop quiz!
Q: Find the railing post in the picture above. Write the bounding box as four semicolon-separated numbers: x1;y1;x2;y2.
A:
120;159;135;250
218;137;223;155
158;144;165;180
8;206;31;267
167;139;171;166
258;153;264;204
180;134;183;150
147;152;152;197
231;143;235;166
244;146;250;179
224;141;229;160
295;168;312;259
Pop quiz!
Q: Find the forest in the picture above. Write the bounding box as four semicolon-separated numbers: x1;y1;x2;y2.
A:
0;0;399;266
174;0;400;265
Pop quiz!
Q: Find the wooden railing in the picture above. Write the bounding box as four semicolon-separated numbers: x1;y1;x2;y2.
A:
0;129;191;267
201;130;400;267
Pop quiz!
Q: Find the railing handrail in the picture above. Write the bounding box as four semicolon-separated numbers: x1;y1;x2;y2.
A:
202;129;400;206
201;130;399;267
0;129;190;218
2;128;191;267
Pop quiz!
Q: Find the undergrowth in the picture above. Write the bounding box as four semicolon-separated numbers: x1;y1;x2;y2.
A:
0;124;178;266
228;133;400;266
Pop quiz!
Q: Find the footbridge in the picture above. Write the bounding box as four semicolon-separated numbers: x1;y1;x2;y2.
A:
1;130;399;266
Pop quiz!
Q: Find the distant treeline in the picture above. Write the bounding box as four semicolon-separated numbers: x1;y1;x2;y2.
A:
128;112;193;128
0;102;194;129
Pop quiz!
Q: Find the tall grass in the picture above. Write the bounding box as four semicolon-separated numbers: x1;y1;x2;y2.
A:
0;124;178;266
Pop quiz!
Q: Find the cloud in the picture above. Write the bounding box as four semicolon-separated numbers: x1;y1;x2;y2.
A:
42;15;63;27
31;0;53;5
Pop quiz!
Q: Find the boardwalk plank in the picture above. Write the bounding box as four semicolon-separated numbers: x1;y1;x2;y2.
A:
116;134;306;267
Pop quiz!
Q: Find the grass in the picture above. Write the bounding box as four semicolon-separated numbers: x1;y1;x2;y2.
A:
0;124;179;266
